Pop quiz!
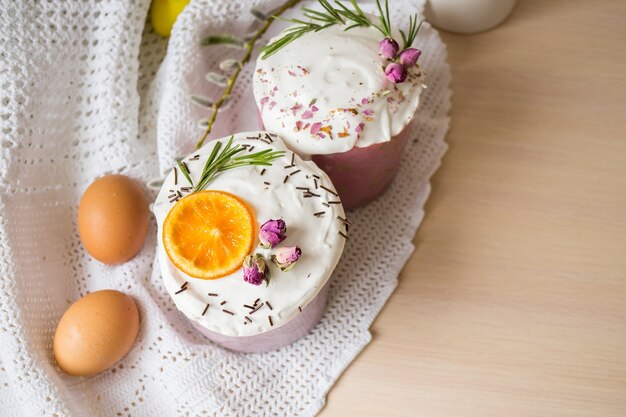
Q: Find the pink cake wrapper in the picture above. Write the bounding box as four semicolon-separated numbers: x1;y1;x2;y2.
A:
192;280;330;353
258;110;409;211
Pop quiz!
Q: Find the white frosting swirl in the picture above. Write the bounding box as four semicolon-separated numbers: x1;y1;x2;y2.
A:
154;132;347;337
253;24;426;157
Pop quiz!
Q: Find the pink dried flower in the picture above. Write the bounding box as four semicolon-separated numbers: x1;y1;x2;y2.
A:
399;48;421;67
243;254;269;286
301;110;314;119
384;63;407;84
259;219;286;249
272;246;302;272
379;37;399;59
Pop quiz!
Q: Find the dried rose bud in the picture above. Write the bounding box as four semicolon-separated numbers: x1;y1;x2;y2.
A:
384;62;407;84
399;48;421;67
271;246;302;272
259;219;286;249
243;254;270;286
379;37;399;59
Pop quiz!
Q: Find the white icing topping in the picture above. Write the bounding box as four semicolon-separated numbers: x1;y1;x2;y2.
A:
154;132;347;337
253;24;425;157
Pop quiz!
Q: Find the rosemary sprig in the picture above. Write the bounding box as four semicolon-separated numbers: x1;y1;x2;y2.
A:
195;0;302;149
261;0;415;59
399;15;423;50
177;160;194;186
190;136;285;193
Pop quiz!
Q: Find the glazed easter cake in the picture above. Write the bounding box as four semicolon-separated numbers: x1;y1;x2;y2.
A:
253;14;427;210
153;132;348;352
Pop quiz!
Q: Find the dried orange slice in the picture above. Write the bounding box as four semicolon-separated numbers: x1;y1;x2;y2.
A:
162;190;255;280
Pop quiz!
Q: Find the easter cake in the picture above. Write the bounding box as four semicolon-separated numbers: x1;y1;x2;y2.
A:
153;132;348;352
253;8;426;210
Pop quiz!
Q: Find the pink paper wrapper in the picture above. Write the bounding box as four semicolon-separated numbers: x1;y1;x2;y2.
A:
258;110;409;211
192;280;330;353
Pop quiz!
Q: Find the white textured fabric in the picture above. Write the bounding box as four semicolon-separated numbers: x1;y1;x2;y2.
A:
0;0;450;416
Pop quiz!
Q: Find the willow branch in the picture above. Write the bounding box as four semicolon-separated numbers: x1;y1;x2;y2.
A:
195;0;302;149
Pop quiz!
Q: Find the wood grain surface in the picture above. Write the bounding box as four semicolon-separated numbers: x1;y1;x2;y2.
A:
319;0;626;415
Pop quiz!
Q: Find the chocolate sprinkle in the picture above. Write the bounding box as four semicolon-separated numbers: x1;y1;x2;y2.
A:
289;169;301;176
174;167;178;185
174;282;188;295
245;316;252;323
220;300;227;306
264;181;271;186
338;231;350;240
298;306;303;312
208;293;218;297
260;168;266;175
243;304;255;310
222;309;235;315
266;301;273;310
296;187;309;191
254;298;260;305
327;200;341;205
268;316;274;326
337;216;352;225
313;211;325;217
201;303;210;316
250;302;265;315
320;185;339;196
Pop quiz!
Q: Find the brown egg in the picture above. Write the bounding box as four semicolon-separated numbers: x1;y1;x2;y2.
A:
78;174;149;264
53;290;140;377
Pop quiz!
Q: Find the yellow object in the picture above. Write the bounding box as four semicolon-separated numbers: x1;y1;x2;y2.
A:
150;0;190;37
163;190;255;280
53;290;140;377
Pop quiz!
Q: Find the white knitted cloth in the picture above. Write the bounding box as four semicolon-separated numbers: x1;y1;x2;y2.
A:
0;0;450;416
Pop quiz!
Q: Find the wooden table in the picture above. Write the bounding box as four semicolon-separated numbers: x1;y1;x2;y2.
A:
319;1;626;415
